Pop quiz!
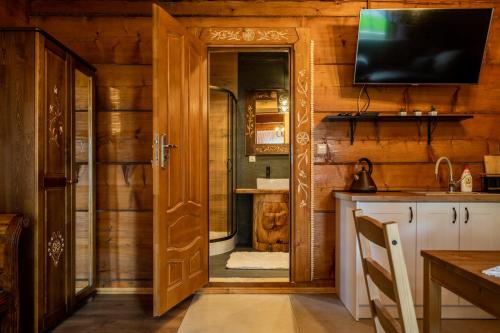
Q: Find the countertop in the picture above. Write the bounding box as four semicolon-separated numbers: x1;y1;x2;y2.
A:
334;191;500;202
235;188;289;194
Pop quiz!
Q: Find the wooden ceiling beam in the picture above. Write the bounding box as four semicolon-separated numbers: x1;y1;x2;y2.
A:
29;1;366;17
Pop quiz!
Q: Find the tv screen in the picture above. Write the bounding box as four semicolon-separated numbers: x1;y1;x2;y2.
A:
354;8;493;85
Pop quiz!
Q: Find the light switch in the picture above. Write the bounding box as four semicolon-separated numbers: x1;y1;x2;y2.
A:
316;143;328;155
249;155;256;163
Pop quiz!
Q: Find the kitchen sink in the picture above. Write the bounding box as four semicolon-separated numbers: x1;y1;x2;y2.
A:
256;178;289;190
407;191;485;195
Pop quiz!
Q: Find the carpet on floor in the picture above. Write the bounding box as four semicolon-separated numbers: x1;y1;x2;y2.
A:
226;251;289;270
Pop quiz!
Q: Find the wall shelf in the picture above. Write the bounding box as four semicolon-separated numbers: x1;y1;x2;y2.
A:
321;114;473;145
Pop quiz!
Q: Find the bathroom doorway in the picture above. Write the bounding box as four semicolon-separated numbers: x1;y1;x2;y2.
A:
208;49;291;282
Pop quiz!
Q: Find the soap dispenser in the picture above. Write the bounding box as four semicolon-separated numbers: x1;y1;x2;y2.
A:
460;165;473;192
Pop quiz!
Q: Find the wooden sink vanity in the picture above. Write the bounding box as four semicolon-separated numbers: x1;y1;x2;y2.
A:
235;189;290;252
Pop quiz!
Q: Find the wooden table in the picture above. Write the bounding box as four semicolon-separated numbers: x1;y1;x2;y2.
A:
422;250;500;333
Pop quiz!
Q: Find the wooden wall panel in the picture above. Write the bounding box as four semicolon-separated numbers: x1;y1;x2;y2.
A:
0;0;27;26
29;17;152;64
312;212;335;280
29;0;500;288
97;211;153;288
97;112;152;162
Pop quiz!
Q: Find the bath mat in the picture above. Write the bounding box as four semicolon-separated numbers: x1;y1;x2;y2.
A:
226;251;289;270
177;294;297;333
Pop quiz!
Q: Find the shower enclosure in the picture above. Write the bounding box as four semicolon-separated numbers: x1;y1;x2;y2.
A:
209;86;238;255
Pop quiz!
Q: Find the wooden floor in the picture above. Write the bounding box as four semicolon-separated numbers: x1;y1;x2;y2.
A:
51;295;191;333
51;294;500;333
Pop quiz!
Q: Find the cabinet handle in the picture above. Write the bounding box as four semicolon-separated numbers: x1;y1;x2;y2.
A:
452;207;457;224
465;207;470;224
409;206;413;223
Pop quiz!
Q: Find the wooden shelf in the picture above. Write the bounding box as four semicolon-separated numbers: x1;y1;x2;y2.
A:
321;114;473;145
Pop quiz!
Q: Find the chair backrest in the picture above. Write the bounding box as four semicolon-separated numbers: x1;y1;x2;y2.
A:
353;209;418;333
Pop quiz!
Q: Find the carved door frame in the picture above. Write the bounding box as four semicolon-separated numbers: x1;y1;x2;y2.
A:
196;27;314;282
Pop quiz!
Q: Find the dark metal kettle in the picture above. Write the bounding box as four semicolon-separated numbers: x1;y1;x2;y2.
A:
350;157;377;193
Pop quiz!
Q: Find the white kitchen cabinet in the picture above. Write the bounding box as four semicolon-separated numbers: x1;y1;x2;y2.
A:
458;203;500;308
335;193;500;320
415;203;460;306
459;203;500;250
357;202;417;306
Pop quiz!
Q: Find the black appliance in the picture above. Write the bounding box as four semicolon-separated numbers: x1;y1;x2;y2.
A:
350;158;377;193
481;175;500;193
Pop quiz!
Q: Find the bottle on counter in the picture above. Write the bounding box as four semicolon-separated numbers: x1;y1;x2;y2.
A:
460;165;473;192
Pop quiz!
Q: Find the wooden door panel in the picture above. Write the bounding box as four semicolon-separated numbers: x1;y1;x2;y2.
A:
42;40;70;328
45;188;67;317
165;32;184;210
153;3;208;316
187;43;203;205
45;47;67;177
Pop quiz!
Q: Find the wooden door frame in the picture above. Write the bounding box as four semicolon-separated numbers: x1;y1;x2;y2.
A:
195;27;314;283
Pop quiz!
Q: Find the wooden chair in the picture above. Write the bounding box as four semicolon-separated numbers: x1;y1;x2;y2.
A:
353;209;418;333
0;214;29;333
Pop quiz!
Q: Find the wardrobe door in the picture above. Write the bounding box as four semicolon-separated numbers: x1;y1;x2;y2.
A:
40;38;70;329
72;61;96;305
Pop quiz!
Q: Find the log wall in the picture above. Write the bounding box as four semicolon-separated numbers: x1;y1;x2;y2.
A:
28;0;500;288
0;0;27;26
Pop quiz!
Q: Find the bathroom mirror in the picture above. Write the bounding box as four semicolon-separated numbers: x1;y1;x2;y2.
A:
246;89;290;155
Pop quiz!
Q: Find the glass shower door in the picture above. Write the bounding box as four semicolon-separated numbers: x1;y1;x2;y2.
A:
209;86;237;242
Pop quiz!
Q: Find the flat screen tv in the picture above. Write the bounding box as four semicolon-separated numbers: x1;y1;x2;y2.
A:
354;8;493;85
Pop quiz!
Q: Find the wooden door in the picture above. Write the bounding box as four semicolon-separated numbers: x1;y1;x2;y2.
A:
356;202;417;305
415;203;459;306
152;4;208;316
39;37;71;329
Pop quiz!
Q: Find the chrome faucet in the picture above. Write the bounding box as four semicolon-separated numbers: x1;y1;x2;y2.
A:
435;156;458;192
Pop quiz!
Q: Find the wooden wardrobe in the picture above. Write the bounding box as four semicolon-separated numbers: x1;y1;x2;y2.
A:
0;28;96;332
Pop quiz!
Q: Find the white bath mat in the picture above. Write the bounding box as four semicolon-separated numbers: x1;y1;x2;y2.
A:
226;251;289;270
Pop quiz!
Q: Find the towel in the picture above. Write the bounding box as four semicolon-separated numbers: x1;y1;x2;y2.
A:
482;265;500;278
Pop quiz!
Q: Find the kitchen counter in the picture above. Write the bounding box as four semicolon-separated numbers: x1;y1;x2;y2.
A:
235;188;289;194
334;191;500;202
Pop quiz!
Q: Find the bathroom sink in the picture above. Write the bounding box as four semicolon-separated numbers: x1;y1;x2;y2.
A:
256;178;289;190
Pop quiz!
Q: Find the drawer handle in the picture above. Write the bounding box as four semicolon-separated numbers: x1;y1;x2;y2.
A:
452;207;457;224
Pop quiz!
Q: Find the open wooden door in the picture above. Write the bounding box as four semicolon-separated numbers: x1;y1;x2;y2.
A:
152;3;208;316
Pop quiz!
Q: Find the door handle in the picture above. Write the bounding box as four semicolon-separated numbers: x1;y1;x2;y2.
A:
452;207;457;224
160;134;177;168
227;159;233;172
464;207;470;224
409;206;413;223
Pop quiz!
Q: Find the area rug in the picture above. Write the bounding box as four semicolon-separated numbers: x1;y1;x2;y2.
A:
177;294;297;333
226;251;289;270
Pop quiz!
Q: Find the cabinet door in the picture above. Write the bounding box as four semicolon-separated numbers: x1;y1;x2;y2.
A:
415;203;459;306
459;203;500;250
459;203;500;306
357;202;416;305
40;38;70;330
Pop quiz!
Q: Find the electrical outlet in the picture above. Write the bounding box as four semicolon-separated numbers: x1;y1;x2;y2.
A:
249;155;256;163
316;143;328;155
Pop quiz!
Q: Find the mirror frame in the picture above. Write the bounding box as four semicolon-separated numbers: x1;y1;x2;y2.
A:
246;89;290;155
